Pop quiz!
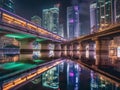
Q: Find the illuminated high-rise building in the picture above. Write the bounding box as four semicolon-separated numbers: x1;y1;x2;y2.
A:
115;0;120;23
67;6;80;39
97;0;114;30
0;0;15;13
90;0;118;32
31;15;42;26
42;7;59;34
90;2;98;33
59;24;64;37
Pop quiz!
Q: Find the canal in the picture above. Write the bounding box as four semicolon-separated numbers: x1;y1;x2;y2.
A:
0;51;120;90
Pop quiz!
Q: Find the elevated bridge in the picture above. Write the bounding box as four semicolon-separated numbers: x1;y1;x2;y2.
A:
0;8;65;42
62;23;120;71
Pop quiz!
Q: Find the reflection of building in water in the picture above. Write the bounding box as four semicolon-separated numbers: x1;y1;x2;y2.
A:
59;62;64;72
0;54;19;63
32;41;41;49
90;71;120;90
48;50;54;57
48;43;54;50
67;61;80;90
32;51;41;60
32;75;41;84
42;66;59;89
86;44;89;58
109;36;120;72
48;44;54;57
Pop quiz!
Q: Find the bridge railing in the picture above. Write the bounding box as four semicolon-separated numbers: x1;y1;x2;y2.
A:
0;8;65;42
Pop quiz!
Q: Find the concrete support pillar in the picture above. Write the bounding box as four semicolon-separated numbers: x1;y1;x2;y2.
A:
100;39;109;65
95;39;101;66
54;43;61;51
73;42;80;59
67;44;73;51
40;43;54;58
19;39;35;53
79;42;84;59
80;42;86;59
40;43;50;51
61;44;67;51
67;44;73;58
61;44;67;57
89;42;95;60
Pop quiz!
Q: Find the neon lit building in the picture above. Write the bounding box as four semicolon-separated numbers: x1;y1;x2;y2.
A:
115;0;120;23
42;66;59;89
0;0;15;13
90;0;120;31
31;15;42;26
97;0;114;30
59;24;64;37
90;2;98;33
42;7;59;34
67;6;80;39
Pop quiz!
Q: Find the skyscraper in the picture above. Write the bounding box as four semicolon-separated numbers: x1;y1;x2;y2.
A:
42;7;59;34
90;0;117;32
115;0;120;23
59;24;64;37
0;0;15;13
97;0;114;30
31;15;42;26
90;2;98;33
67;6;80;39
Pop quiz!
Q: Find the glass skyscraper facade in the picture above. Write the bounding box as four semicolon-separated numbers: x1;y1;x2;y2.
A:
90;2;98;33
42;7;59;34
0;0;15;13
67;6;80;39
90;0;120;32
31;15;42;26
115;0;120;23
97;0;114;30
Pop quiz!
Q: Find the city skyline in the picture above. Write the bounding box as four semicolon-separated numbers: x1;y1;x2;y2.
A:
0;1;120;90
14;0;91;37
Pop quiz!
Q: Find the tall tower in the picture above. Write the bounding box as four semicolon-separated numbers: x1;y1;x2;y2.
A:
42;9;50;30
97;0;114;30
67;0;80;39
67;6;80;39
114;0;120;23
42;7;59;34
0;0;15;13
31;15;42;26
90;2;98;33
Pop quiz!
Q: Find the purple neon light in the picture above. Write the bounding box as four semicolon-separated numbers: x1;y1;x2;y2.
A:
74;6;78;11
70;72;74;77
69;19;74;23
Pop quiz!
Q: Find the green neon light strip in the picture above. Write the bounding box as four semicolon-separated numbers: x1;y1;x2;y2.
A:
36;38;46;42
5;33;36;39
34;60;44;63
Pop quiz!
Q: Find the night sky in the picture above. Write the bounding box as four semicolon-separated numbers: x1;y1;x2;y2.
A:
14;0;91;35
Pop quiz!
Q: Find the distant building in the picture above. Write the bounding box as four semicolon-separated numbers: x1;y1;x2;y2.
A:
59;24;64;37
0;0;15;13
42;7;59;34
96;0;114;30
90;0;120;32
31;15;42;26
115;0;120;23
90;2;98;33
67;6;80;39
